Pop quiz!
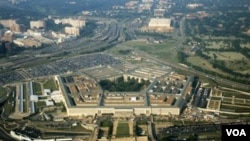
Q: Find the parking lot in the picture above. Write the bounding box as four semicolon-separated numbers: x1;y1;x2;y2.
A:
21;53;121;79
157;123;221;136
0;71;24;84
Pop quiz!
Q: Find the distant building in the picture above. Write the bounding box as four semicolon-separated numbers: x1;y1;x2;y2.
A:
13;39;24;46
148;18;171;28
142;0;154;3
125;1;138;9
55;18;85;28
22;39;41;48
3;30;14;42
10;24;26;33
187;3;203;9
138;3;152;11
14;38;41;48
141;18;173;33
64;27;80;36
0;19;17;28
30;20;46;29
26;29;43;36
154;9;165;17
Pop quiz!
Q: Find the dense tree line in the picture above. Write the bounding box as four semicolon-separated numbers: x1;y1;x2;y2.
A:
0;4;45;20
171;0;249;14
45;19;72;32
186;12;250;40
118;49;131;55
177;49;250;85
182;10;250;82
177;51;188;63
194;50;250;79
79;21;97;38
204;40;250;59
185;61;250;85
192;52;250;81
0;42;24;57
18;0;129;16
0;24;4;29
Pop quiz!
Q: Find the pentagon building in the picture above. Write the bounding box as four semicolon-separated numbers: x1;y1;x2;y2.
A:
55;72;194;117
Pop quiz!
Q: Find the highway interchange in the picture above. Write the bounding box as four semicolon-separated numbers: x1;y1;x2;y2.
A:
0;15;249;91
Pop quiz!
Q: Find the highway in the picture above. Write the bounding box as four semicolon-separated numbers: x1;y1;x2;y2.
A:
1;13;250;92
0;127;15;141
0;17;124;85
0;103;16;141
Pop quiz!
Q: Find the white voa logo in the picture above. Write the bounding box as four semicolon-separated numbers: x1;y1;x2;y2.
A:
226;129;246;136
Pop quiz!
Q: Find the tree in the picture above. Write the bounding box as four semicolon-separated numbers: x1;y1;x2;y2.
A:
213;53;217;60
0;24;4;29
187;133;198;141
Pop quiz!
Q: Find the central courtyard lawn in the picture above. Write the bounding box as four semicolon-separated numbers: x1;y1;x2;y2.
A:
33;82;42;95
43;78;58;91
116;122;129;137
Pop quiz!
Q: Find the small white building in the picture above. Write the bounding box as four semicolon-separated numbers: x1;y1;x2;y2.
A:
45;100;54;106
131;97;137;101
43;89;51;95
51;90;63;103
30;95;38;102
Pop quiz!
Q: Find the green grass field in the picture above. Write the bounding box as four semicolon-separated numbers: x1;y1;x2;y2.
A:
222;91;250;99
205;41;231;49
35;101;46;108
0;87;6;98
187;56;227;75
190;39;250;78
226;60;250;74
204;52;246;61
22;58;52;68
33;82;42;95
100;120;113;127
116;122;130;137
210;97;221;101
3;102;15;115
43;78;58;91
220;104;250;113
113;40;178;63
241;43;250;49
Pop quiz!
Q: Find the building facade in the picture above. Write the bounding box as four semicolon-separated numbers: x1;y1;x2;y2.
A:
30;20;46;29
148;18;171;28
64;27;80;36
0;19;17;28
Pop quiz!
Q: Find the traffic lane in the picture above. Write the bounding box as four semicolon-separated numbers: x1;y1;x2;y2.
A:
0;127;16;141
